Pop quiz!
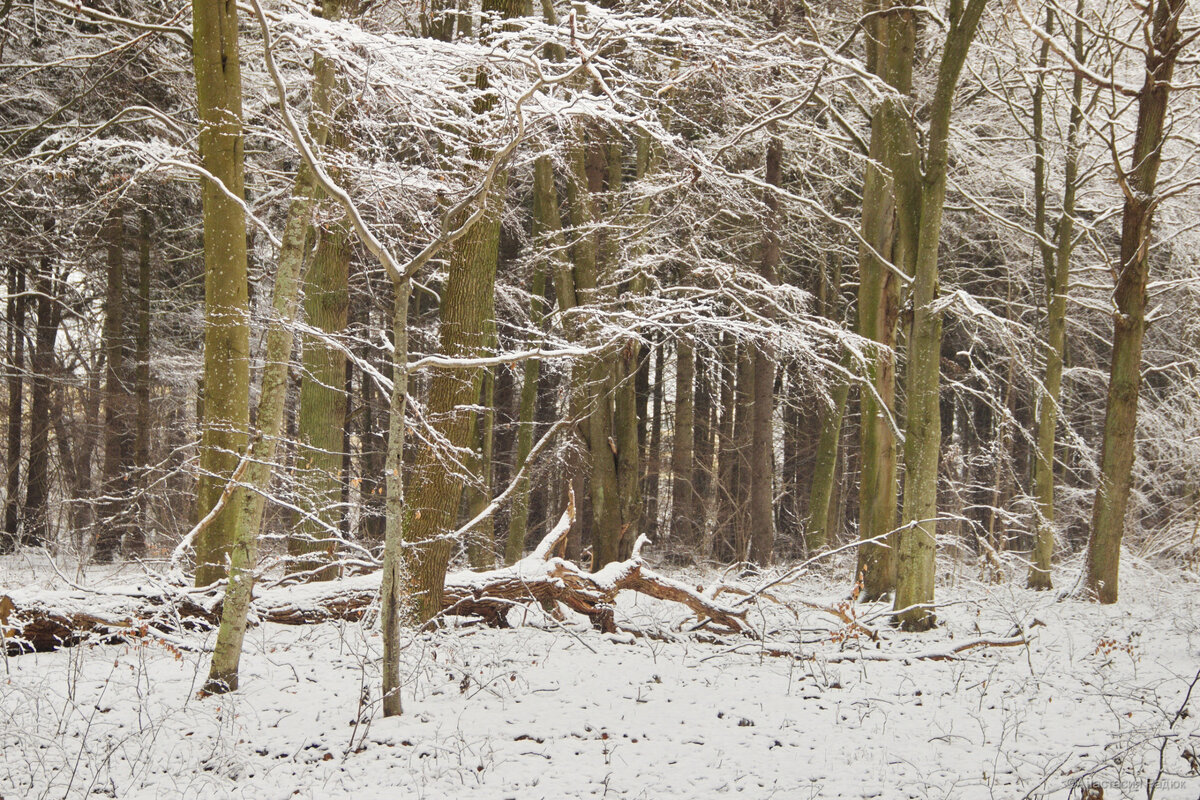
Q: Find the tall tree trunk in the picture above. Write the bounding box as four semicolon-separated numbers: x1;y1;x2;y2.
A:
96;209;131;563
504;266;547;564
24;222;61;547
670;338;695;550
381;279;411;716
733;344;755;562
1085;0;1185;604
192;0;251;586
808;363;850;553
644;340;664;541
1028;3;1084;590
465;332;497;570
204;0;358;690
895;0;989;630
808;250;849;552
856;0;920;598
4;259;26;552
506;154;563;563
693;343;714;545
749;137;782;567
565;127;623;568
290;217;351;579
204;164;317;694
129;210;153;558
403;181;505;618
401;0;521;620
714;336;739;563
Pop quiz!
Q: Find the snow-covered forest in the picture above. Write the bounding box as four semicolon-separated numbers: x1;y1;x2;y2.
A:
1;0;1199;795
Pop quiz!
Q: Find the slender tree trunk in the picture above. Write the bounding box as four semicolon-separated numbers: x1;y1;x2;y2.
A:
465;346;497;570
670;339;695;550
204;165;317;694
894;0;989;630
402;0;521;619
749;137;782;566
24;223;61;547
381;279;411;716
129;210;152;558
192;0;251;586
714;336;738;562
733;344;755;562
4;259;25;552
1085;0;1185;604
504;268;546;564
1029;4;1084;589
506;154;563;562
856;0;920;596
808;365;850;553
96;209;131;563
644;340;664;541
290;218;351;580
693;343;714;545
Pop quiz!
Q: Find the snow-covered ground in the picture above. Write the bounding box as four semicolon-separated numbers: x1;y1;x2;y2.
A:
2;550;1198;799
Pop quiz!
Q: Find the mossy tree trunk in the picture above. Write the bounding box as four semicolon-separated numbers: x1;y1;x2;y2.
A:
1085;0;1186;604
1028;2;1084;589
401;0;522;621
204;165;316;694
894;0;989;630
505;153;565;564
856;0;920;598
806;251;846;553
289;11;355;579
192;0;251;587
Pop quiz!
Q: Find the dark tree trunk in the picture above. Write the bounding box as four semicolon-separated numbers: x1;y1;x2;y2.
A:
24;221;62;548
670;339;695;551
128;210;153;558
95;209;133;563
693;344;714;546
748;137;782;566
3;258;26;552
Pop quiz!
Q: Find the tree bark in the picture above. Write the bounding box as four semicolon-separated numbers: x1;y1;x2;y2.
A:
290;217;351;580
128;210;153;558
670;338;695;550
749;137;782;567
95;209;132;563
192;0;251;587
23;222;62;548
732;343;755;562
3;258;25;552
1085;0;1185;604
692;342;714;545
895;0;989;630
381;278;411;716
714;336;739;563
401;0;521;620
506;154;564;563
856;0;920;597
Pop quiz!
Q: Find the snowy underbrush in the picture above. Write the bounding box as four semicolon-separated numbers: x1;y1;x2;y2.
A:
2;551;1198;799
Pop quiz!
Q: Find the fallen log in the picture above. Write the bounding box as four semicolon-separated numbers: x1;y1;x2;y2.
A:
1;508;753;654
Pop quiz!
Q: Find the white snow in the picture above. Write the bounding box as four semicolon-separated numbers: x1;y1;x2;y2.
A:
2;552;1198;799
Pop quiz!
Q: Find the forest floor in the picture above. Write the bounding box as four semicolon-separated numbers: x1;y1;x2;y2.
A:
1;549;1198;799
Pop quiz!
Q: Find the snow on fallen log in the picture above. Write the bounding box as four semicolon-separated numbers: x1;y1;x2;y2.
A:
0;507;752;654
